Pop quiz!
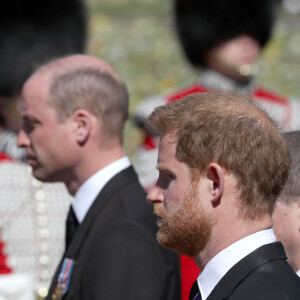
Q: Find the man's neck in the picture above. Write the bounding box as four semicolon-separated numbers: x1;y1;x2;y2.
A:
194;215;272;270
288;255;300;273
66;146;126;196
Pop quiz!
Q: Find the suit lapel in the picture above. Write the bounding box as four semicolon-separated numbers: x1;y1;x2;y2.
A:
207;242;287;300
66;166;137;258
47;166;138;299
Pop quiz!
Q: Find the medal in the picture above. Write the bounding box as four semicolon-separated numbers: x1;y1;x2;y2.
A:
52;258;75;299
52;283;64;300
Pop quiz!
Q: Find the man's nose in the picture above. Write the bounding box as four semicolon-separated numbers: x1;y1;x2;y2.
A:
17;129;30;148
147;186;164;205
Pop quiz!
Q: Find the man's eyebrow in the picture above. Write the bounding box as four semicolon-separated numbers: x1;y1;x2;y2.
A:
156;164;174;175
22;115;41;124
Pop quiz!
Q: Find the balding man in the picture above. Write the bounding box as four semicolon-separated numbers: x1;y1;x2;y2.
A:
146;91;300;300
18;55;180;300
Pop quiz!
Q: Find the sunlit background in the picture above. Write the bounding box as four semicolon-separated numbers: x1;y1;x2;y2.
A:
84;0;300;155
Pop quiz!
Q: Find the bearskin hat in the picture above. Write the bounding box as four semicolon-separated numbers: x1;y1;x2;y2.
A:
0;0;87;96
174;0;279;67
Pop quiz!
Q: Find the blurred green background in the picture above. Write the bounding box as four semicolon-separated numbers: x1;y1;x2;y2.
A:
85;0;300;155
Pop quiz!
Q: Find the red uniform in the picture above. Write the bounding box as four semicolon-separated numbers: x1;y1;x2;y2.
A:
0;152;13;162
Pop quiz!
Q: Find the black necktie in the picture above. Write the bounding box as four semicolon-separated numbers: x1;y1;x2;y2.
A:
65;205;79;250
189;280;202;300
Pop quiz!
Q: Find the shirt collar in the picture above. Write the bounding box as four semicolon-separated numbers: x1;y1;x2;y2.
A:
72;156;131;223
296;269;300;277
197;229;276;300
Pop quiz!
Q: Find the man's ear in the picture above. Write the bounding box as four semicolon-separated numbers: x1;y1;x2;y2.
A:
207;163;225;205
72;109;92;145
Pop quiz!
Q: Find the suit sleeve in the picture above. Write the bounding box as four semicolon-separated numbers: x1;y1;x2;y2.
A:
81;219;178;300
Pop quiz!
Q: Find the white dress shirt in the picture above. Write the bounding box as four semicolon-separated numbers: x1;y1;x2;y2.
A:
296;269;300;277
72;156;131;223
197;229;276;300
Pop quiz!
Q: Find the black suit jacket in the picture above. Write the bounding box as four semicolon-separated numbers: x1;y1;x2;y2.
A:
190;242;300;300
47;166;180;300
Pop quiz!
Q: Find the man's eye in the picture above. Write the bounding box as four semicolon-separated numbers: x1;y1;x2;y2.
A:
161;173;172;181
156;172;173;189
23;120;36;133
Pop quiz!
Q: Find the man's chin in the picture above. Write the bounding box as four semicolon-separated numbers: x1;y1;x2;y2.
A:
156;229;199;257
31;168;50;182
26;158;39;169
156;231;175;252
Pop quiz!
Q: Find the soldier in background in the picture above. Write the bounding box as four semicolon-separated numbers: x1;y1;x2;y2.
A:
0;0;86;298
132;1;300;299
133;0;300;190
0;0;87;159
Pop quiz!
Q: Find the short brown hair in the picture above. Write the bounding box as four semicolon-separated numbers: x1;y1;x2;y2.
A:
48;67;129;138
278;131;300;204
147;91;291;220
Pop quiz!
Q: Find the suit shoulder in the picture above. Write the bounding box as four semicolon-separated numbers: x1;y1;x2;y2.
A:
230;259;300;299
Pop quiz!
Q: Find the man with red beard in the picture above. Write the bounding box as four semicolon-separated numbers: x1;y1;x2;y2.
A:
146;91;300;300
134;2;300;295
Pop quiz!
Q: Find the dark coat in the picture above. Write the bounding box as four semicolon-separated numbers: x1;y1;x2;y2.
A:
189;242;300;300
47;166;181;300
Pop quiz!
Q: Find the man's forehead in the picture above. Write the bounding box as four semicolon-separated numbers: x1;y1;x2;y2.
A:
157;133;189;170
20;72;51;112
35;54;121;81
24;69;52;93
158;134;177;158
